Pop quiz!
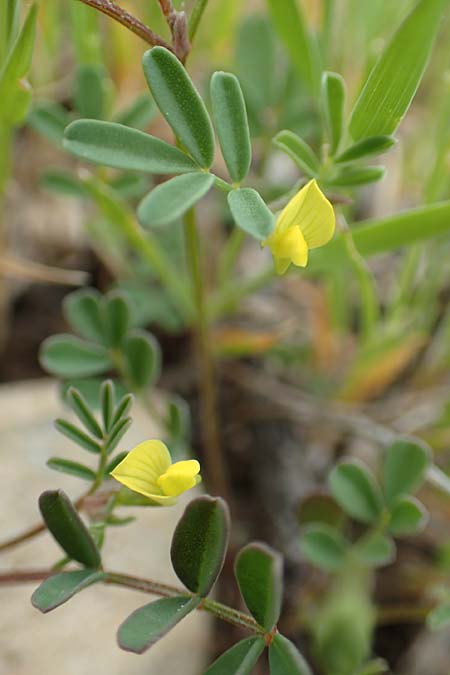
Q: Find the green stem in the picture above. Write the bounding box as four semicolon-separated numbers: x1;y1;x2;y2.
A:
188;0;209;42
184;208;229;498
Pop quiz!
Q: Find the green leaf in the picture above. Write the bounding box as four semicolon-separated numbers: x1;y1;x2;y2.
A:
349;0;446;140
355;534;396;568
111;393;133;426
297;494;344;529
383;438;431;504
0;3;38;125
32;570;104;613
104;417;132;455
102;292;131;348
142;46;215;168
235;542;283;631
321;72;346;155
228;188;274;240
47;458;96;482
335;136;397;163
39;334;112;378
266;0;320;95
123;331;161;390
171;496;230;596
63;289;105;343
269;634;312;675
138;172;214;227
300;524;348;572
105;451;128;474
67;387;103;438
54;418;102;454
64;120;197;174
113;92;157;129
204;637;266;675
389;496;429;536
117;595;199;654
74;64;108;120
235;15;276;111
427;603;450;630
274;130;320;178
210;71;251;183
309;202;450;271
28;101;70;145
325;166;385;187
100;380;115;432
39;490;101;568
329;460;384;524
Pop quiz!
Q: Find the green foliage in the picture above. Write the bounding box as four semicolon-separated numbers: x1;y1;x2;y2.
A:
335;136;397;163
117;596;200;654
39;490;101;568
40;335;112;378
427;603;450;630
227;188;274;240
64;119;197;174
46;458;96;481
235;15;276;111
204;637;265;675
349;0;447;139
274;130;320;178
32;570;105;613
235;543;283;631
329;460;384;524
210;71;252;183
383;438;431;504
54;418;102;454
142;46;215;168
300;524;348;572
171;496;230;596
74;64;108;119
388;496;429;536
321;72;346;155
268;634;312;675
138;172;214;227
355;533;395;568
266;0;320;95
123;331;161;390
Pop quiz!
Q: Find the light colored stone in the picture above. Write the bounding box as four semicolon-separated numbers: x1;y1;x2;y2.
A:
0;379;209;675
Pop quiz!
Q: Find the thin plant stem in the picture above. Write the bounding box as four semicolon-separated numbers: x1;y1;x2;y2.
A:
188;0;209;42
218;228;246;285
73;0;173;51
1;568;263;633
184;208;229;499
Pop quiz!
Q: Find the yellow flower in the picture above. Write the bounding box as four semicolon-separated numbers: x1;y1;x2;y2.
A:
262;179;335;274
110;440;201;505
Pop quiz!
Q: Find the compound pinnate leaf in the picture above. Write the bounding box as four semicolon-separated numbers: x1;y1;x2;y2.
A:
210;71;251;183
269;633;312;675
228;188;274;240
67;387;103;438
54;419;102;454
39;490;101;568
117;596;199;653
171;496;230;596
204;636;266;675
64;120;197;174
143;47;215;168
235;542;283;631
383;438;431;504
40;334;112;378
329;460;384;524
32;570;104;613
138;172;214;227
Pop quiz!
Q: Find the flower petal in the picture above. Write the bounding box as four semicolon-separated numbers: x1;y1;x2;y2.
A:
110;439;172;499
157;459;201;497
296;180;335;249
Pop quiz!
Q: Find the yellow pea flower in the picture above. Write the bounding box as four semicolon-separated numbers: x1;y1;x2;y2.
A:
262;179;335;274
110;439;201;505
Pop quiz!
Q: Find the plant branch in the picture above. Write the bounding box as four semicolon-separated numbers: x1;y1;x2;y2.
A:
73;0;173;51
